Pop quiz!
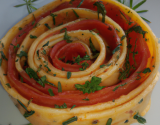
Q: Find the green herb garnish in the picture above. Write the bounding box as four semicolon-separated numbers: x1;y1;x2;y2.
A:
19;27;23;30
70;105;76;110
58;81;62;93
50;13;57;25
44;64;51;72
72;9;79;18
93;1;106;23
67;72;72;79
125;25;147;38
25;68;47;87
112;43;122;54
0;51;8;66
62;116;78;125
75;55;90;65
62;67;65;71
89;37;96;52
64;29;72;43
55;103;67;109
48;88;54;96
106;118;112;125
17;51;28;58
83;98;90;101
42;41;49;47
124;120;129;123
6;83;11;88
44;23;51;29
121;35;126;41
77;0;84;8
60;28;67;33
133;112;146;124
10;43;20;51
30;35;37;39
69;0;75;4
138;98;143;104
79;62;89;71
113;83;127;91
17;99;35;118
142;68;151;73
100;63;111;68
75;76;105;94
14;0;37;14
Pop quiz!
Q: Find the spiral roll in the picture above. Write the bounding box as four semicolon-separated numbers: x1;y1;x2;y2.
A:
0;0;159;125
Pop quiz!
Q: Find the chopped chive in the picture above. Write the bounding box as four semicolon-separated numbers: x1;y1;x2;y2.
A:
20;76;23;82
60;28;67;33
42;41;49;47
24;110;35;118
72;9;79;18
138;98;143;104
50;13;57;25
62;67;65;71
113;83;127;91
69;0;75;4
142;68;151;73
48;88;54;96
89;37;96;52
115;28;120;32
100;64;106;68
44;23;51;29
70;105;76;110
106;118;112;125
6;83;11;88
67;72;71;79
30;35;37;39
133;112;146;124
19;27;22;30
93;1;106;23
83;98;90;101
64;29;72;43
62;116;78;125
17;99;28;111
15;59;19;62
58;81;62;93
124;120;129;123
121;35;126;41
17;51;28;58
55;103;67;109
112;43;122;54
77;0;84;8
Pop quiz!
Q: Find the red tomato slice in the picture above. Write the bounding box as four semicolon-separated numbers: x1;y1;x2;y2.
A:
51;42;90;72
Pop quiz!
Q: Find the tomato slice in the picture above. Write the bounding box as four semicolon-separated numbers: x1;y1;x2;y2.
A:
50;41;91;72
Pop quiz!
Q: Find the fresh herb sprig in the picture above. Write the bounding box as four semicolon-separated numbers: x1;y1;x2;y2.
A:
75;76;105;94
14;0;38;14
93;1;106;23
117;0;150;23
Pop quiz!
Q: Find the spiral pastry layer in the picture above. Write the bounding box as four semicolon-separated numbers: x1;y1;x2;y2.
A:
0;0;159;125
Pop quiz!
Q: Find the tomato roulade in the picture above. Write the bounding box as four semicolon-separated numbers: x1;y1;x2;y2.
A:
0;0;159;125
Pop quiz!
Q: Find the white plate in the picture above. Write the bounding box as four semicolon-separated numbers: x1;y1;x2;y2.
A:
0;0;160;125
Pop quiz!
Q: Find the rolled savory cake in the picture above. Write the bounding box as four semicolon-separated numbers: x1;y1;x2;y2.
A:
0;0;159;125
